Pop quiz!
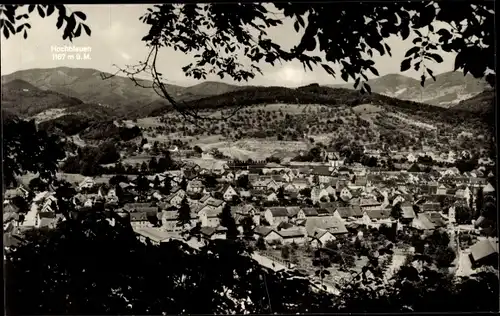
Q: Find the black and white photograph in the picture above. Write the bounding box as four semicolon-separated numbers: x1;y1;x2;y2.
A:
1;2;498;314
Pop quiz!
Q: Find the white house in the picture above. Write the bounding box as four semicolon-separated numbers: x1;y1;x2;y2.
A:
221;184;239;201
340;187;352;200
436;184;448;195
407;153;417;163
309;229;336;248
254;226;283;244
264;207;289;226
198;207;222;227
79;177;95;190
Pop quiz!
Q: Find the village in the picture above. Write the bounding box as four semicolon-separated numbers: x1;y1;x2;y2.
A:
3;145;498;288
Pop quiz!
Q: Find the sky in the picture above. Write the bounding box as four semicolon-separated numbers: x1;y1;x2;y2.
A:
1;4;458;87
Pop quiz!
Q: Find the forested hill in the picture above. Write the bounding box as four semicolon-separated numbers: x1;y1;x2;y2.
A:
150;84;476;125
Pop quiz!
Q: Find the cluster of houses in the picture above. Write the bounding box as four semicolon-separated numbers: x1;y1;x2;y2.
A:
4;149;496;262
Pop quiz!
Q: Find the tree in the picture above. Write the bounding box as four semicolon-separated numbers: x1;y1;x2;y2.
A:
136;174;150;192
236;174;249;189
202;174;218;188
153;175;161;189
218;204;238;240
240;216;255;240
161;176;172;195
277;186;285;201
391;203;403;220
256;236;267;250
281;245;291;260
0;5;90;41
193;145;203;154
3;118;66;187
177;197;191;228
475;188;484;218
149;158;158;173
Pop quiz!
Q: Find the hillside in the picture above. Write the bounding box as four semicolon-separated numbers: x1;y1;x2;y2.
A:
451;89;495;114
151;83;468;125
1;79;84;116
329;72;489;107
1;67;245;118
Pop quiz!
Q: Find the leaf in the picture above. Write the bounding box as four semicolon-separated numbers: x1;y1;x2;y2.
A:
37;6;45;18
23;30;27;39
454;50;465;71
364;83;372;94
401;26;410;40
427;68;436;81
400;58;411;72
321;64;335;76
426;53;443;63
46;5;55;17
75;24;82;37
341;71;348;82
74;11;87;21
294;21;299;32
16;25;24;33
384;43;392;57
28;5;35;13
420;74;426;87
413;38;422;44
368;66;379;76
405;46;420;58
3;27;9;39
354;77;361;89
82;24;91;36
414;29;423;37
56;17;63;29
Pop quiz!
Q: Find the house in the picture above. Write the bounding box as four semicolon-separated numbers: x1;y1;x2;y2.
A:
392;195;405;206
221;171;235;182
135;227;180;245
251;179;269;191
419;202;441;213
186;180;205;193
333;206;363;221
266;179;282;191
324;185;336;197
78;177;95;190
198;207;223;227
340;187;352;200
200;226;228;240
359;198;382;211
324;148;340;161
411;213;437;231
277;229;307;244
305;216;348;236
285;206;302;220
436;184;448;195
362;209;392;227
311;187;330;203
468;238;499;269
165;189;186;207
310;166;335;184
130;211;153;229
297;208;319;219
425;212;447;228
309;229;336;248
264;207;289;226
254;226;283;244
407;153;417;163
289;179;309;191
220;184;239;201
267;192;279;202
400;206;416;224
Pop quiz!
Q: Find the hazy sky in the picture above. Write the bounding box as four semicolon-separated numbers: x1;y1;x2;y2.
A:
1;4;458;87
